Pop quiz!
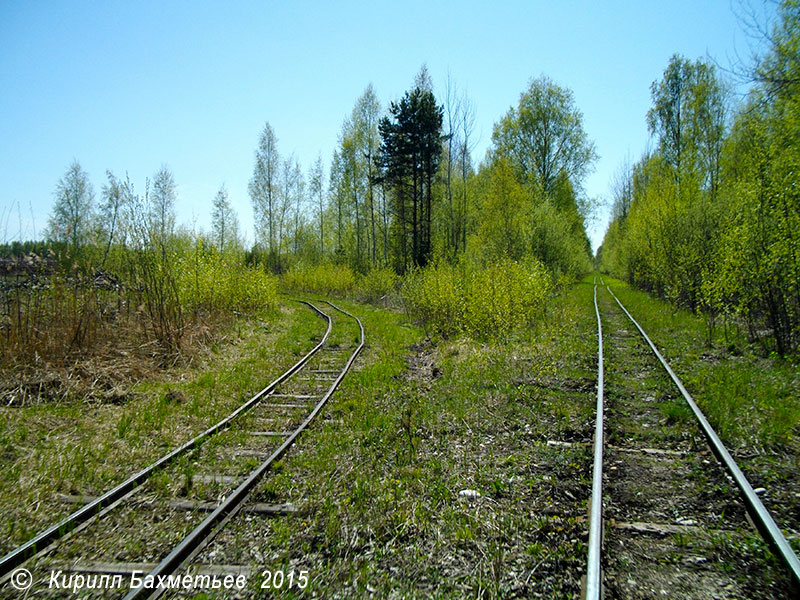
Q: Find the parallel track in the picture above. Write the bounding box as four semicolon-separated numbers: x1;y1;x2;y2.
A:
584;277;800;598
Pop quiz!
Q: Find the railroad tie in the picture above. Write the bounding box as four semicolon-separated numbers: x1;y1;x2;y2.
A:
56;494;297;515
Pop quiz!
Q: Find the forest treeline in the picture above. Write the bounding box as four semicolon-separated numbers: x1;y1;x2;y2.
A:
4;65;596;355
245;67;593;281
599;0;800;356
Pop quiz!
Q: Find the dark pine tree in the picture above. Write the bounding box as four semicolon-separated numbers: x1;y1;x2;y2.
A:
379;87;443;272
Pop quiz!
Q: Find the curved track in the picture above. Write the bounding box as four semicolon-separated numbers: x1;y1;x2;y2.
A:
124;300;364;599
0;301;363;599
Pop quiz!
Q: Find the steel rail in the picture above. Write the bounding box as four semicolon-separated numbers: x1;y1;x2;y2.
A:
123;300;365;600
584;277;605;600
0;302;332;578
600;277;800;587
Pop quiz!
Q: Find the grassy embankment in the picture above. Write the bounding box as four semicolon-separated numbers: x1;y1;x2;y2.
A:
601;276;800;454
0;301;326;555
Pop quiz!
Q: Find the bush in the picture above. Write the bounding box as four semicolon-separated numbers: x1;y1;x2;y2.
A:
179;246;278;314
356;268;399;304
401;261;464;338
281;263;356;296
401;258;552;339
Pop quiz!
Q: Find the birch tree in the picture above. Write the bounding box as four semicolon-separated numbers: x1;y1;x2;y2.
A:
149;165;176;244
308;155;325;256
99;170;129;265
47;160;95;249
249;122;281;265
211;184;239;251
492;76;597;194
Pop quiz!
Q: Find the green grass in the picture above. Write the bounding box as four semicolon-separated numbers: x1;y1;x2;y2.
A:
239;282;597;598
601;275;800;452
0;300;327;554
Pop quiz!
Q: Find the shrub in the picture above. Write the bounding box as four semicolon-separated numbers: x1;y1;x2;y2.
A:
462;258;552;338
281;263;356;296
401;258;552;339
401;261;464;338
179;248;277;314
356;268;399;304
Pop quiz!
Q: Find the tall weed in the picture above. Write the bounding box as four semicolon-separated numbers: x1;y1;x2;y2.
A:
1;238;277;368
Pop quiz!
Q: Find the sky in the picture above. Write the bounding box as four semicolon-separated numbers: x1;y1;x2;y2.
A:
0;0;772;251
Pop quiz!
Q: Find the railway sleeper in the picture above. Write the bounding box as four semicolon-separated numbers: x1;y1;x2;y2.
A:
56;494;297;516
546;439;687;457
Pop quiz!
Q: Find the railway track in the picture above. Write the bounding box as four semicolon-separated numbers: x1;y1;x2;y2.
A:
0;300;363;598
584;277;800;598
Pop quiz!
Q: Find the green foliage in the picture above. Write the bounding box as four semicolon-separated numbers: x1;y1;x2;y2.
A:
491;75;597;194
46;161;95;249
401;258;552;339
601;17;800;355
528;200;593;283
379;79;445;271
400;260;463;338
472;158;530;261
177;243;277;314
281;262;356;296
355;267;399;303
468;158;592;282
646;54;726;188
211;184;240;251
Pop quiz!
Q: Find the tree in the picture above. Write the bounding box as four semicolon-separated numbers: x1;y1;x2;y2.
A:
458;91;477;253
646;54;727;194
149;165;176;244
707;0;800;354
340;120;364;269
354;85;381;266
308;155;325;256
379;79;444;271
474;158;529;260
281;156;304;255
491;76;597;194
600;3;800;353
442;73;461;259
47;160;95;249
211;184;239;251
329;149;346;257
736;0;800;99
610;156;634;222
328;86;382;272
249;122;281;266
98;170;130;265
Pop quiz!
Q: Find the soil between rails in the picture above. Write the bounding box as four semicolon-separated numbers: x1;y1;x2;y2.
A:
4;283;799;598
138;289;601;598
597;285;794;599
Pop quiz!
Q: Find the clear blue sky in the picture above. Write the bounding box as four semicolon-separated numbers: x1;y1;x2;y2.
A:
0;0;769;250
